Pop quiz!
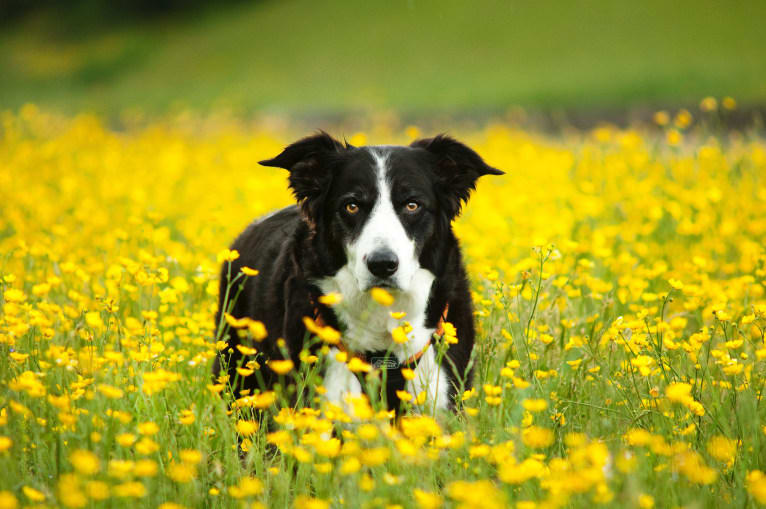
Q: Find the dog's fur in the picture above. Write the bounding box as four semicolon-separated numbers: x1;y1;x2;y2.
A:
212;132;502;411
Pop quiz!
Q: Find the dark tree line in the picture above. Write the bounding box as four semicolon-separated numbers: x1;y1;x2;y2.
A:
0;0;251;27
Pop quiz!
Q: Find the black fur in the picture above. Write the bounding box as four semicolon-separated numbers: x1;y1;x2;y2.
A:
213;132;502;409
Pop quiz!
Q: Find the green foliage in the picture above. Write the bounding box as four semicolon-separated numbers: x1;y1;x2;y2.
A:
1;0;766;115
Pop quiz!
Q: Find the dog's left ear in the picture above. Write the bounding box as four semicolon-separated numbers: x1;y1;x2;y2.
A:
260;131;346;221
411;134;504;219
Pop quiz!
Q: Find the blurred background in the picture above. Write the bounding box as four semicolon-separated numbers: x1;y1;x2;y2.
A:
1;0;765;129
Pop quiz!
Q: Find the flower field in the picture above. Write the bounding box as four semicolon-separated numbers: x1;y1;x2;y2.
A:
2;105;766;508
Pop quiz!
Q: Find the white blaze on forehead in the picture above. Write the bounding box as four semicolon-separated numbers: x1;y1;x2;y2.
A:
345;148;419;291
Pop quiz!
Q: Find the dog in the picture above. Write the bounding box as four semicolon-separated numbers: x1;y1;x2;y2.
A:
212;132;502;413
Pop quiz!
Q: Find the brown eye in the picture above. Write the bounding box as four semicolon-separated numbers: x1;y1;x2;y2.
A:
405;202;419;212
345;202;359;214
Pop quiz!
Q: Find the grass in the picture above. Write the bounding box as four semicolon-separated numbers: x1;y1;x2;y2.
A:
1;108;766;507
1;0;766;116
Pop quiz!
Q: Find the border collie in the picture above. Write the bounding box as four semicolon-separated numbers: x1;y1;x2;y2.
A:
212;132;502;412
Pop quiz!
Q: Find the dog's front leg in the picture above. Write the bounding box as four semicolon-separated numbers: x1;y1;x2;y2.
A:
323;348;363;407
406;348;450;412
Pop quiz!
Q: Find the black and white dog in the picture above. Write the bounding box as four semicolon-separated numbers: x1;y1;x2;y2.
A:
213;132;502;412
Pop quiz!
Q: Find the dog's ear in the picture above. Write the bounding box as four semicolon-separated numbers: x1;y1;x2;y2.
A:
260;131;346;221
411;134;503;219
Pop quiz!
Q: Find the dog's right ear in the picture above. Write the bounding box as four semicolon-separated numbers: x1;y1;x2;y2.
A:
259;132;346;220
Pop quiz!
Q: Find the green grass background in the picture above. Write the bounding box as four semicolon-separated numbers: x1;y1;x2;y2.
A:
1;0;766;116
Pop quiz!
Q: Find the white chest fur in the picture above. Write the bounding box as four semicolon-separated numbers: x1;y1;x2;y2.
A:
316;266;436;361
316;267;450;411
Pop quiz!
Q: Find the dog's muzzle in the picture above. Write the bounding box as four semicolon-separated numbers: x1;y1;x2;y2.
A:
366;248;399;279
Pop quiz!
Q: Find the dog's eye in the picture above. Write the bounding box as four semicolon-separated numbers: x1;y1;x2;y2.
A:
405;201;420;212
345;202;359;215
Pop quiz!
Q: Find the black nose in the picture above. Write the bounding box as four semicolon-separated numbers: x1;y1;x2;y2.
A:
366;249;399;278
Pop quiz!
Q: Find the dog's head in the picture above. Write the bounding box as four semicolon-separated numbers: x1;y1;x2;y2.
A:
260;132;503;293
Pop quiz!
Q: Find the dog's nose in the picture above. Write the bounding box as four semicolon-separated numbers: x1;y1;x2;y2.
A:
366;249;399;278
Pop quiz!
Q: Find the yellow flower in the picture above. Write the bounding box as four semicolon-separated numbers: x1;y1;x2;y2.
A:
179;449;202;465
70;449;100;475
294;495;330;509
137;421;159;436
357;424;378;440
499;457;544;484
0;437;11;453
314;438;341;458
392;325;409;344
97;384;124;399
522;399;548;412
22;486;45;502
167;462;196;483
359;447;390;466
136;438;159;455
113;481;146;498
268;359;294;375
340;457;361;475
85;481;110;500
9;352;28;362
240;266;259;276
179;409;196;425
3;288;26;302
318;292;342;306
666;129;682;146
302;317;341;344
747;470;766;504
228;477;263;498
108;459;135;478
236;420;260;436
248;320;268;341
85;311;104;329
665;382;691;401
413;488;442;509
158;503;188;509
236;344;257;356
116;433;136;447
0;491;17;509
638;494;655;508
624;428;652;446
56;475;87;509
521;426;554;449
217;249;240;263
134;459;158;477
359;474;375;491
630;355;655;376
699;96;718;112
396;390;413;402
446;480;506;508
370;287;394;306
706;435;737;464
347;357;372;373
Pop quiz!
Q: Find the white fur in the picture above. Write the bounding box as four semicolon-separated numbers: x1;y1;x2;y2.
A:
323;347;363;404
407;348;450;410
316;147;449;411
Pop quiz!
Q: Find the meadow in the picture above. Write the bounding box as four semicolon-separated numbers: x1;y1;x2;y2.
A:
2;103;766;508
2;0;766;115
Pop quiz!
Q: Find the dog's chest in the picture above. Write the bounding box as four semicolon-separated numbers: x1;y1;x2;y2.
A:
316;266;436;356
